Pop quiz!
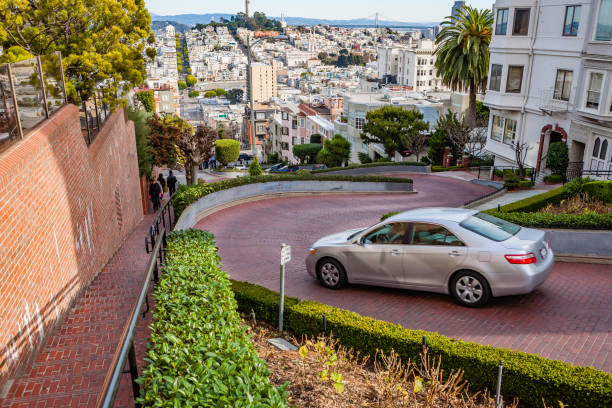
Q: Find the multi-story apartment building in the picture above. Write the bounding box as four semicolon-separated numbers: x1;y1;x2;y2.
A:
377;40;448;92
251;61;279;102
484;0;611;180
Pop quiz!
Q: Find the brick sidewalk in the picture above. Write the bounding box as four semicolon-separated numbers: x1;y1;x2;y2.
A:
0;212;155;408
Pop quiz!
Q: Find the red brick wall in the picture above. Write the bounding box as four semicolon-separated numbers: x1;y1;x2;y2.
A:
0;105;143;385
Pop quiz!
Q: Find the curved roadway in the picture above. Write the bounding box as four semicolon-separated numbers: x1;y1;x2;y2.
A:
195;174;612;372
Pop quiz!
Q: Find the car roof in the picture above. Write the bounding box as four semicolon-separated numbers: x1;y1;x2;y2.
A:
385;207;479;223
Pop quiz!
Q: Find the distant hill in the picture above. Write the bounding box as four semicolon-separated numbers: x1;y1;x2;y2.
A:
151;20;191;33
149;13;438;28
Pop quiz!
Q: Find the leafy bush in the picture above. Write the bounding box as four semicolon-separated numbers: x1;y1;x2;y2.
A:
518;180;535;188
215;139;240;166
583;181;612;204
543;174;563;183
483;211;612;229
177;80;186;90
375;156;391;163
546;142;569;176
172;175;413;218
503;173;520;189
293;143;323;164
137;230;287;406
431;165;463;172
187;90;199;98
357;152;373;164
493;169;503;178
204;90;217;98
248;157;263;176
312;161;426;173
185;74;197;87
136;90;154;112
380;211;401;221
229;280;612;408
316;134;351;167
309;133;322;144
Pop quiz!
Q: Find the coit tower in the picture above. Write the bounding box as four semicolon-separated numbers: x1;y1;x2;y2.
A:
245;0;250;17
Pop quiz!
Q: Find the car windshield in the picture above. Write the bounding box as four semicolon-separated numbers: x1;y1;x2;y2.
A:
459;212;521;242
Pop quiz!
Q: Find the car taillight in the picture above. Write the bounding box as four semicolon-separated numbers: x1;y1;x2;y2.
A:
504;253;537;264
547;239;551;249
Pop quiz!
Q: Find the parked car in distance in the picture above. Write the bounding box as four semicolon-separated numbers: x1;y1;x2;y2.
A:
306;208;553;307
310;164;328;170
270;165;299;173
265;163;284;172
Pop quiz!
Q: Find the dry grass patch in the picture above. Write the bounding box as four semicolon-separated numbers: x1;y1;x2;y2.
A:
247;322;517;408
539;194;611;215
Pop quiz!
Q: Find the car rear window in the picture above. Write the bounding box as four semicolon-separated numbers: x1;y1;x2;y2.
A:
459;212;521;242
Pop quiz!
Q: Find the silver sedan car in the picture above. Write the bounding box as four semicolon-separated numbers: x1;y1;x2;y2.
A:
306;208;554;307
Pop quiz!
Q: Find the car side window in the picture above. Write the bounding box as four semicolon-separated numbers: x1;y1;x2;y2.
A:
409;223;465;246
363;223;410;245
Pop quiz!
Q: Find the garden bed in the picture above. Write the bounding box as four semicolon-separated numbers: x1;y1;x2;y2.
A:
311;161;426;173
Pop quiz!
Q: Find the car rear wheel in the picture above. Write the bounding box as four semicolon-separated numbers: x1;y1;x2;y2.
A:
317;258;347;289
451;271;490;307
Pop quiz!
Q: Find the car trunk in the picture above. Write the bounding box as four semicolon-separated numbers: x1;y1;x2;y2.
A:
501;228;549;260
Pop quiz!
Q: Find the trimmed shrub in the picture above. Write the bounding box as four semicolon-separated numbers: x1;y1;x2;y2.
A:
546;142;569;177
583;181;612;204
483;211;612;229
248;157;263;176
187;90;199;98
293;143;323;164
215;139;240;166
504;173;520;189
375;156;391;163
495;185;570;213
358;152;373;164
543;174;563;183
229;280;612;408
172;175;414;218
432;165;463;172
518;180;535;188
312;161;426;173
137;230;287;406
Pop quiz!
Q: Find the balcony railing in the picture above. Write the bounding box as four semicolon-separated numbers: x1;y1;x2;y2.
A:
0;52;67;152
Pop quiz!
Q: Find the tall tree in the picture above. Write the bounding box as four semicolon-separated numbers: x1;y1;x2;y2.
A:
176;125;216;185
361;106;429;158
316;134;351;167
434;6;493;126
147;113;192;169
0;0;154;108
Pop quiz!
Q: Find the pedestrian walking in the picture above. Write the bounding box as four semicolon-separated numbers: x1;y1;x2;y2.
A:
148;177;162;212
157;173;166;193
167;170;177;196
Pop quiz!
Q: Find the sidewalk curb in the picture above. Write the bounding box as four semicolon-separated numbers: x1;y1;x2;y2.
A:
462;187;506;209
555;253;612;265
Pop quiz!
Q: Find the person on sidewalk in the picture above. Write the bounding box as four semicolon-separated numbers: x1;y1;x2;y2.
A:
157;173;166;194
148;177;162;212
167;170;177;196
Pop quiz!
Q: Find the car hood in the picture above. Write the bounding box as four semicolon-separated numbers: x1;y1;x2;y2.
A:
313;228;364;247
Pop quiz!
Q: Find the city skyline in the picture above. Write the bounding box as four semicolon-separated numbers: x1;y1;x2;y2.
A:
145;0;493;23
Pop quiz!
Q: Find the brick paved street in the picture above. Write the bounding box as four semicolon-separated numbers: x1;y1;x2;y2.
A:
196;175;612;372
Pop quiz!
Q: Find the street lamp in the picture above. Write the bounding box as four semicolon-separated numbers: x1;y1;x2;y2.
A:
247;35;289;157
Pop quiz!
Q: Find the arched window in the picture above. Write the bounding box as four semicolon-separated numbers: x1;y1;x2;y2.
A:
592;137;601;157
600;139;608;160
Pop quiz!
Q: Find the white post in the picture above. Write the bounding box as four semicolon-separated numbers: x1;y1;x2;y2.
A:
279;243;291;331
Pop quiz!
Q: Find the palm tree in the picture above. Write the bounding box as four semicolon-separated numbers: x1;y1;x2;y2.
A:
434;6;493;126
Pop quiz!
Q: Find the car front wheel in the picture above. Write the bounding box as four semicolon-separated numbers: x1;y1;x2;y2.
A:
317;258;347;289
450;271;491;307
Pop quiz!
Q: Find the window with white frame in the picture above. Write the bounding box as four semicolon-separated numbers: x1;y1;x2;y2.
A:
292;136;298;145
300;118;305;127
553;70;573;101
282;111;289;120
355;117;365;129
256;112;266;120
585;72;604;109
595;0;612;41
489;64;502;91
491;115;516;145
563;5;581;36
506;66;524;93
495;8;509;35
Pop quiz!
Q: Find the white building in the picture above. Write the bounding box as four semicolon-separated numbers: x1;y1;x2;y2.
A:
251;61;279;102
483;0;612;180
377;40;447;92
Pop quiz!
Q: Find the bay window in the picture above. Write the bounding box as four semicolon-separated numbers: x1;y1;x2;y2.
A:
595;0;612;41
491;115;517;145
585;72;604;109
553;70;573;101
506;66;524;93
495;9;508;35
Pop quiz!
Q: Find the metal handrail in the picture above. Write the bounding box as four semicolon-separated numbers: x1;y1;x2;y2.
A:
95;227;166;408
145;198;174;253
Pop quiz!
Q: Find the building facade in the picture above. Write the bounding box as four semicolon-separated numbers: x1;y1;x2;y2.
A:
483;0;612;180
251;61;278;103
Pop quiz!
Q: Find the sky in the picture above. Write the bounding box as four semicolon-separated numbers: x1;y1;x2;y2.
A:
144;0;493;23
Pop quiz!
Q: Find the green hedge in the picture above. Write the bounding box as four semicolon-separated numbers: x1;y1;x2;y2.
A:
483;210;612;229
215;139;240;165
137;230;287;406
312;161;426;173
431;165;463;172
584;181;612;204
172;175;413;218
495;185;570;213
230;279;612;408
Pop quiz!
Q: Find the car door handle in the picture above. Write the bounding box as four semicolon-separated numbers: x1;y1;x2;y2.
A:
390;249;400;255
449;250;461;257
